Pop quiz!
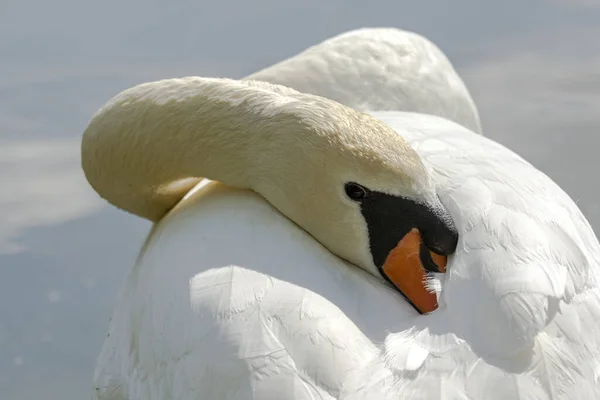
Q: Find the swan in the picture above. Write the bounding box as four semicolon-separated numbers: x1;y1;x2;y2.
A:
85;29;600;399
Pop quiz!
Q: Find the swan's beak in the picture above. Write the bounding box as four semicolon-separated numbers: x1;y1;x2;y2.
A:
381;228;447;314
358;190;457;313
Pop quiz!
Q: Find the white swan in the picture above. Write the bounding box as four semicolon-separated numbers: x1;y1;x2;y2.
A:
86;29;600;400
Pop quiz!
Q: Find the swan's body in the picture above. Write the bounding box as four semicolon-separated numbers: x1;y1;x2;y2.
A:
88;28;600;399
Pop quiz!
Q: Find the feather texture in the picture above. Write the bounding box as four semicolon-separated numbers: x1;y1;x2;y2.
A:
91;28;600;400
93;113;600;400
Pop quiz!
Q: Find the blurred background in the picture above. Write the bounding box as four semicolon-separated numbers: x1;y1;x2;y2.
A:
1;0;598;398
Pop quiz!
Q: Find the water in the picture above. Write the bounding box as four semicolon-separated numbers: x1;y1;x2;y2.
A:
1;0;599;398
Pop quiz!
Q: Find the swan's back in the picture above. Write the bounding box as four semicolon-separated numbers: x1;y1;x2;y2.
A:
340;112;600;400
247;28;482;133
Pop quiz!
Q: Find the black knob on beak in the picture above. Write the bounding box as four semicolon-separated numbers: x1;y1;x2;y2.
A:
414;195;458;256
420;211;458;256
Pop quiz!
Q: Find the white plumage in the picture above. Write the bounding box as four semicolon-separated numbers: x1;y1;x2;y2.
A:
90;28;600;399
342;112;600;399
247;28;482;133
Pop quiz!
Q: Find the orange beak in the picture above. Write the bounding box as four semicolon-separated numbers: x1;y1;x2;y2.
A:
381;228;447;314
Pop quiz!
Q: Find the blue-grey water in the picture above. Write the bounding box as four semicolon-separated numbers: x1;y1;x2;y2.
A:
1;1;599;398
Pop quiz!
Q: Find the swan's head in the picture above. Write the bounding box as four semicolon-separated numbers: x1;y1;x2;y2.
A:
248;88;458;313
83;77;458;314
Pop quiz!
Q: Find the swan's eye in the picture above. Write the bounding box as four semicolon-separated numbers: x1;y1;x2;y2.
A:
344;182;368;201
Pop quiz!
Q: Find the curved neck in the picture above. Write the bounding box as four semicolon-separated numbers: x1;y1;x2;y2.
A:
82;77;297;221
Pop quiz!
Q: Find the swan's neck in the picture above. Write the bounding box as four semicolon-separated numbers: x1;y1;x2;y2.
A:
81;77;290;221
